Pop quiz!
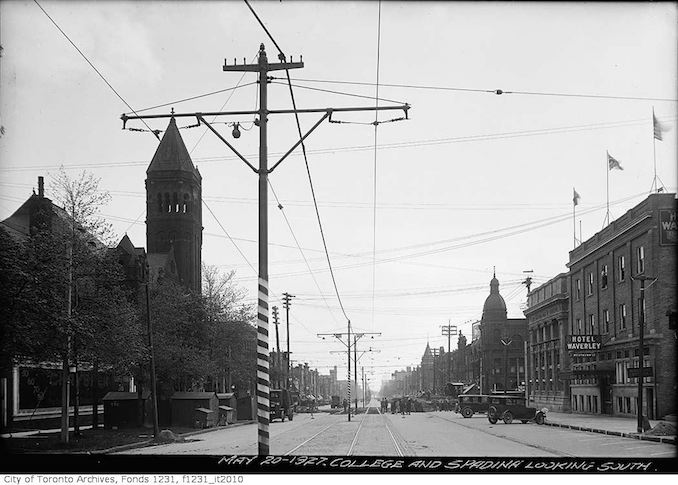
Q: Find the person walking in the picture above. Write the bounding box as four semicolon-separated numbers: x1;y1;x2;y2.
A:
342;398;348;413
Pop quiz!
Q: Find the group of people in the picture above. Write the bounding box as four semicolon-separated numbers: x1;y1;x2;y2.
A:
381;397;413;415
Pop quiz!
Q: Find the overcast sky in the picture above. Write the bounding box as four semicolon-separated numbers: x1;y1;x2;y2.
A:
1;1;676;391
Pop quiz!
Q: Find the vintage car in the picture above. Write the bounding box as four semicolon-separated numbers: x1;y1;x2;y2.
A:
456;394;492;417
486;395;546;425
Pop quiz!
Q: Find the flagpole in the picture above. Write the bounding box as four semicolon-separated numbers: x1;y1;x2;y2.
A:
605;151;610;227
651;107;657;193
573;193;576;249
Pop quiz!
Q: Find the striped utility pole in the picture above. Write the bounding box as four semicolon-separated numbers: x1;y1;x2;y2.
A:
120;44;408;456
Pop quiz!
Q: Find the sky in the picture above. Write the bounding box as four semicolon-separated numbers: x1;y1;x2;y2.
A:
1;1;676;392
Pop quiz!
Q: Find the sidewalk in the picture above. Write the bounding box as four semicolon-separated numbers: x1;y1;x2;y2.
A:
544;411;676;444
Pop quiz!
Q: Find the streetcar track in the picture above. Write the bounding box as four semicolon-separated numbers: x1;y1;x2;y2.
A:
376;405;405;456
346;407;369;455
283;422;339;455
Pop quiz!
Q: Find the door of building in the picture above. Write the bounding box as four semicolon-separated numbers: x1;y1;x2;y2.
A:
600;375;613;415
645;387;655;420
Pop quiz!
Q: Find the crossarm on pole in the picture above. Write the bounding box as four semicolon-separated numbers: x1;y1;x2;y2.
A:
198;116;258;174
269;111;331;173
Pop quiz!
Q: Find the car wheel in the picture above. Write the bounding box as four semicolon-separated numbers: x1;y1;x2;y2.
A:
535;413;545;425
462;407;474;418
521;420;528;424
502;411;513;424
487;406;498;424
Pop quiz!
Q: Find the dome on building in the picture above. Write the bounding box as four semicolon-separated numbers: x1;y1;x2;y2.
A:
482;272;507;316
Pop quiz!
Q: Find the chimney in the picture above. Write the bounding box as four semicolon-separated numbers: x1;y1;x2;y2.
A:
38;176;44;197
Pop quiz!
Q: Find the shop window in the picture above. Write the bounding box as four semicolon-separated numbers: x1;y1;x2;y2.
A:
617;396;623;413
625;397;632;414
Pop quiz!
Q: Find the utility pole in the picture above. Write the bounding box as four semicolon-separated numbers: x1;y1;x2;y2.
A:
501;336;513;393
60;202;75;444
322;331;381;420
631;275;656;433
354;335;358;413
145;263;160;438
282;293;295;393
441;323;458;385
431;348;440;394
272;305;281;389
121;44;409;456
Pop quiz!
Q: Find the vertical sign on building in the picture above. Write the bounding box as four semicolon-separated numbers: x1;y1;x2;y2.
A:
659;209;677;245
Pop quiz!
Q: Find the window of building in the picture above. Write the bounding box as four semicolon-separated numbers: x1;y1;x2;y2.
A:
617;396;623;413
588;273;594;295
620;304;627;329
638;297;646;325
576;318;582;334
625;397;632;414
601;264;608;289
588;314;596;334
576;279;581;300
618;255;625;282
637;246;645;274
603;309;610;333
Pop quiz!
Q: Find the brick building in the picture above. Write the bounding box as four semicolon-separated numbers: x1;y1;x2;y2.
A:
524;273;570;412
566;192;676;418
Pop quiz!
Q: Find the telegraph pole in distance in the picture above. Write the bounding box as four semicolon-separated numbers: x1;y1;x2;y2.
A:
321;330;380;420
282;293;295;393
272;305;281;389
121;44;409;456
441;322;458;386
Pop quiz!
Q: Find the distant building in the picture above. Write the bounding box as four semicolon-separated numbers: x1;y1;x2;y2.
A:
471;273;528;394
420;343;434;392
565;192;676;418
524;273;570;412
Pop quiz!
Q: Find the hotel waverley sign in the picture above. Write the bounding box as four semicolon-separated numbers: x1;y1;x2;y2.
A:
566;335;602;355
659;209;677;245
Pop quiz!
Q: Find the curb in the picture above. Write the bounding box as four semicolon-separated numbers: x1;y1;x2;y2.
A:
96;420;257;454
544;421;676;445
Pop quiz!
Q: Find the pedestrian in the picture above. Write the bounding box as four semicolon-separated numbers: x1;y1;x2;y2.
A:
343;398;348;413
407;398;412;415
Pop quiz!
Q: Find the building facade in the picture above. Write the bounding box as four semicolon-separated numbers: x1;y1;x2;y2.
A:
524;273;570;412
566;193;676;418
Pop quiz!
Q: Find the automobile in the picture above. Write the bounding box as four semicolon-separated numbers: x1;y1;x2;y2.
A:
331;395;340;409
486;395;546;425
269;389;294;422
456;394;492;418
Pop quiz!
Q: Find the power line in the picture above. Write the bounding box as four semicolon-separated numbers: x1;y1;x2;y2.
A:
243;0;352;323
371;0;382;334
32;0;160;141
287;77;678;102
269;80;404;105
2;115;673;173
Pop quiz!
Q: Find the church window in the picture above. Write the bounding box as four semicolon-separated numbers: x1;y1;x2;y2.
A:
164;193;171;212
173;192;179;213
183;193;190;213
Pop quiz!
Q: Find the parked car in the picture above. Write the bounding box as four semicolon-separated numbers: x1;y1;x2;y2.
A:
270;389;294;422
486;395;546;425
456;394;492;418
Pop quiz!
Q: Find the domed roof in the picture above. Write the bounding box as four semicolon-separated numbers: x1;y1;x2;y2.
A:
482;273;507;315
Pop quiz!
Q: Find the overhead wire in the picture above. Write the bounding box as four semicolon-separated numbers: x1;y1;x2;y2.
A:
2;115;673;172
243;0;352;323
371;0;382;334
286;77;678;102
32;0;160;141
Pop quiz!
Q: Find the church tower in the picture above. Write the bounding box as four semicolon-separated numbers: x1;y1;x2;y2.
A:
145;117;202;292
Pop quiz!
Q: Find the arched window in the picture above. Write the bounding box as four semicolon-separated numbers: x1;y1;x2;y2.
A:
173;192;179;213
164;193;171;213
183;193;190;213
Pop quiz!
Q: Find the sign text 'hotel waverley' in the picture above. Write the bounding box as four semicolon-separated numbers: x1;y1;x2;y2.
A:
566;335;602;355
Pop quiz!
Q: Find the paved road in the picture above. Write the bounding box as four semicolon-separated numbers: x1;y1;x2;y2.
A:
118;400;676;457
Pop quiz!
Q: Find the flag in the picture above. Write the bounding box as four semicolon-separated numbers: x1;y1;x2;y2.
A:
607;151;623;171
653;112;665;141
573;188;580;206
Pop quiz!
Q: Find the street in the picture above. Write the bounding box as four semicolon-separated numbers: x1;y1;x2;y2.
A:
118;400;676;457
